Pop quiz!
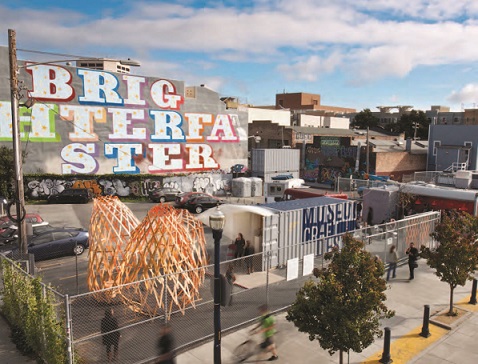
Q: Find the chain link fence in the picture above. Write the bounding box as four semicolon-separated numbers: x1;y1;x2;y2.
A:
1;211;440;363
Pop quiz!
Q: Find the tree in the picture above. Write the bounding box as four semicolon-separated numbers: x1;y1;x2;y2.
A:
0;146;16;198
421;210;478;315
391;110;429;140
352;109;379;129
286;234;394;364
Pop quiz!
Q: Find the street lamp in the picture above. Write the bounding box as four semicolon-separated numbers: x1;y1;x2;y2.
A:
209;206;226;364
7;28;140;255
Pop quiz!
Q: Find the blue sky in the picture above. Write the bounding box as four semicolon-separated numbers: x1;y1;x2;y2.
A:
2;0;478;112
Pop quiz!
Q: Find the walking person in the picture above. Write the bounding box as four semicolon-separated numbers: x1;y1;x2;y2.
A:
386;245;398;281
225;264;236;306
101;308;120;362
156;323;176;364
244;240;254;274
406;242;419;280
251;304;279;361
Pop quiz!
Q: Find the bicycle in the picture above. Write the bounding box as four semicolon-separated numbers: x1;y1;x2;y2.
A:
233;329;278;363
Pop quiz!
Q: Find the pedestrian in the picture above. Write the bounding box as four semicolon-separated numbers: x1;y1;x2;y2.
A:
252;304;279;361
244;240;254;274
101;307;120;362
234;233;246;260
225;264;236;306
156;323;176;364
405;242;419;280
386;245;398;281
356;202;363;220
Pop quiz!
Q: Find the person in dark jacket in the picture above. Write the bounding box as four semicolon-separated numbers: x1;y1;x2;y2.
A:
101;308;120;362
156;323;176;364
234;233;246;259
406;242;419;280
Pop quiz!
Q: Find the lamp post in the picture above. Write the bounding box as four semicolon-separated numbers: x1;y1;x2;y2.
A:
209;206;226;364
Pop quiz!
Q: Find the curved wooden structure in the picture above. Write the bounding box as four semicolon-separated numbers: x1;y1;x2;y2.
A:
87;196;208;317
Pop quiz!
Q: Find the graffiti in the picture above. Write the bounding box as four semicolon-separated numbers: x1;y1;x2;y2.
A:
302;169;318;182
27;179;70;198
24;173;233;199
98;179;130;197
72;180;102;196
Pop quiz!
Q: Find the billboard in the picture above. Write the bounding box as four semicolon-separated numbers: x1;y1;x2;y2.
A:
0;47;248;175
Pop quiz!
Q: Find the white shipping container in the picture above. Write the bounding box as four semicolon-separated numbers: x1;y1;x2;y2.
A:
262;197;357;267
252;149;300;174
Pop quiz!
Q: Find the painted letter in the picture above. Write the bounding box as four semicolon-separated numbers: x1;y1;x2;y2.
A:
184;113;213;142
108;108;146;140
148;144;182;172
61;143;98;174
185;144;218;170
123;75;146;106
104;143;142;174
27;64;75;101
60;105;106;142
207;114;239;142
150;110;185;141
150;79;184;110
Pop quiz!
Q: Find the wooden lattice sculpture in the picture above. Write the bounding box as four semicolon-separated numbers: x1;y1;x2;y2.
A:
87;197;208;317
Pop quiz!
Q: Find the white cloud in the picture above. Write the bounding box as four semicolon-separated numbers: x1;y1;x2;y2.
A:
447;84;478;104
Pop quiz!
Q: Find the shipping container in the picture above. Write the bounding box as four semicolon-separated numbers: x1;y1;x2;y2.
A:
362;185;400;224
261;197;357;267
251;149;300;175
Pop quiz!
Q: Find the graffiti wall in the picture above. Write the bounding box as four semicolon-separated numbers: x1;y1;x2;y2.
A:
24;173;232;199
304;136;360;184
0;47;248;175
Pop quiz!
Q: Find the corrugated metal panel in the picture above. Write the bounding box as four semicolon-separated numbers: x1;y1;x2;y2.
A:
262;214;279;269
263;198;357;266
252;149;300;174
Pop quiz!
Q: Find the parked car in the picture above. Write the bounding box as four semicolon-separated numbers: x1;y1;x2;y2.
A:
0;222;56;247
175;192;212;208
0;213;44;233
149;187;182;203
181;194;225;214
6;228;89;261
47;188;93;204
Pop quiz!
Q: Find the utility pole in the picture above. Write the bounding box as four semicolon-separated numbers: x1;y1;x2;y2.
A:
366;127;370;176
8;29;27;255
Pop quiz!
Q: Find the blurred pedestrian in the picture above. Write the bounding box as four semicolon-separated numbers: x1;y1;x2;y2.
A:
251;304;279;361
386;245;398;281
244;240;254;274
156;323;176;364
101;308;120;362
225;264;236;306
406;242;419;280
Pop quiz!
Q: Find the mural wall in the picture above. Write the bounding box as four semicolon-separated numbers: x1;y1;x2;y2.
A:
304;136;361;184
24;173;232;199
0;47;248;175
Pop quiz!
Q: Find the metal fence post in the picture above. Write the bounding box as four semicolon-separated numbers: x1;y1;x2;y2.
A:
164;274;169;323
420;305;431;338
64;294;73;364
266;250;270;307
469;279;477;305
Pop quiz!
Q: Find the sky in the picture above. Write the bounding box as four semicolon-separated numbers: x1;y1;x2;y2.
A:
2;0;478;112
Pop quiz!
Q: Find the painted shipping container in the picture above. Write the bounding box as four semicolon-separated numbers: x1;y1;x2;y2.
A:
251;149;300;175
261;197;357;267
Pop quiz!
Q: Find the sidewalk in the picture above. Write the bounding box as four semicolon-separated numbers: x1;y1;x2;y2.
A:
177;260;478;364
1;260;477;363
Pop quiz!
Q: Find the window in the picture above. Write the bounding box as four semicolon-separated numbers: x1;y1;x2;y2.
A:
33;233;54;245
433;141;441;156
53;232;73;240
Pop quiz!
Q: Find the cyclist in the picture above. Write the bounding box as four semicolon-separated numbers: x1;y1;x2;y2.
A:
252;304;279;361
